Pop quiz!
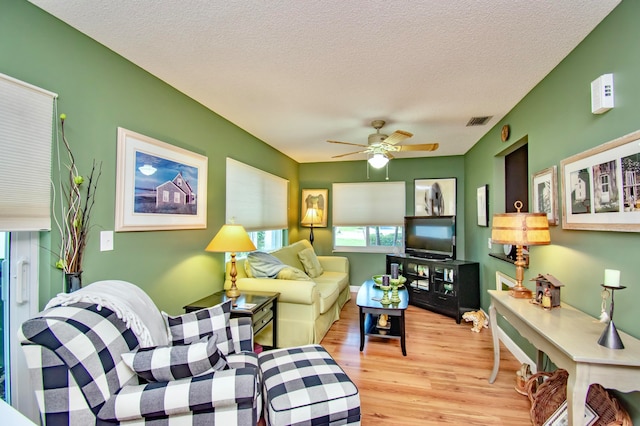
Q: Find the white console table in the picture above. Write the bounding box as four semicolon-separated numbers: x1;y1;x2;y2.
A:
488;290;640;426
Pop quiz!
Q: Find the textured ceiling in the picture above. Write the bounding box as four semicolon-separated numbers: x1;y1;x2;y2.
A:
29;1;620;163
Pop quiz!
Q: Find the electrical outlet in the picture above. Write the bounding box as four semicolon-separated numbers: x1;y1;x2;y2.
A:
487;238;492;249
100;231;114;251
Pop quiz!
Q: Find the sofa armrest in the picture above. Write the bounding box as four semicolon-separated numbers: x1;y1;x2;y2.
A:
317;256;349;274
227;278;318;305
97;367;259;422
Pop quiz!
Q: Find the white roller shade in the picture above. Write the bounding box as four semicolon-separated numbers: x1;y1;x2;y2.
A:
226;158;288;231
333;181;406;226
0;73;57;231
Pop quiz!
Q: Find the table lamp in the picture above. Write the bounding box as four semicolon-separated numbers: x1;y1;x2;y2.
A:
301;206;322;245
205;223;256;298
491;201;550;299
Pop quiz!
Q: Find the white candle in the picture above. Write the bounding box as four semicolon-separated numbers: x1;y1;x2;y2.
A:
604;269;620;287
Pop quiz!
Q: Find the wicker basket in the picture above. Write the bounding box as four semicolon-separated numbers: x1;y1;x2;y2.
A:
525;368;632;426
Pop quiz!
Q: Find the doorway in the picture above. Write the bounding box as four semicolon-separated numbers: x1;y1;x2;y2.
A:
0;231;40;421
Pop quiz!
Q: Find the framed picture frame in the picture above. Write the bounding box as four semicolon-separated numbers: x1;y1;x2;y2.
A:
477;184;489;226
300;189;328;227
561;129;640;232
414;178;457;216
532;166;559;226
115;127;208;232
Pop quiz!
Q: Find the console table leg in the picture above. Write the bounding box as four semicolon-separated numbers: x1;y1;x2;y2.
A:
400;311;406;356
489;302;500;383
359;307;365;352
567;370;588;426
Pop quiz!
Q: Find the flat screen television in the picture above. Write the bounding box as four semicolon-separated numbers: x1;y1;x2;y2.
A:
404;215;456;260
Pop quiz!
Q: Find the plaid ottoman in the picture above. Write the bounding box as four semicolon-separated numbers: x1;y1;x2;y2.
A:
259;344;361;426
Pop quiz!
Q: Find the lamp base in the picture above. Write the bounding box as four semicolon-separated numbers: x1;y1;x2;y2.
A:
509;287;533;299
226;286;241;299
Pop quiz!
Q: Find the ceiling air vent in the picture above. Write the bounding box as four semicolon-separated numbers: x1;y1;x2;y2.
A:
466;116;493;126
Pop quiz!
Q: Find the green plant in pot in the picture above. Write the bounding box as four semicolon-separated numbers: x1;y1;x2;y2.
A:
52;113;102;292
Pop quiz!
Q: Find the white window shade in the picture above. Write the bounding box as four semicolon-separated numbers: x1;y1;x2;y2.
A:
226;158;288;231
0;74;57;231
333;182;406;226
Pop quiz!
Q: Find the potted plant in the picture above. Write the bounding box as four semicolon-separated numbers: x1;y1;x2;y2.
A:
52;113;102;292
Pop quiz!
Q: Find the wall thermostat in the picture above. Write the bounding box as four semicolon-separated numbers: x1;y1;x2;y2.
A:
591;73;614;114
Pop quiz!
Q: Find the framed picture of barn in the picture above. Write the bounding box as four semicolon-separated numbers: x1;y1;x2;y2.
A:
115;127;208;231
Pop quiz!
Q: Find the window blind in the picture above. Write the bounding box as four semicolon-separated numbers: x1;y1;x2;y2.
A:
226;158;288;231
0;73;57;231
332;181;406;226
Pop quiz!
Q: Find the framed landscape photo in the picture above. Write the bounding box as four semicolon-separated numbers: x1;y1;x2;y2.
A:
532;166;558;226
476;184;489;226
115;127;208;232
561;129;640;232
414;178;457;216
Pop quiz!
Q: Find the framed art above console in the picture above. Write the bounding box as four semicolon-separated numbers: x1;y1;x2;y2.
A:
561;129;640;232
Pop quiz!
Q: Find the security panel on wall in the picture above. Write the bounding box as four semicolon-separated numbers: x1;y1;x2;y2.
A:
591;73;614;114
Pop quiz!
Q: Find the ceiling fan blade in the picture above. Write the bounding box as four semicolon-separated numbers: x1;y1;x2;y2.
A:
331;150;367;158
383;130;413;146
327;140;368;148
397;143;439;152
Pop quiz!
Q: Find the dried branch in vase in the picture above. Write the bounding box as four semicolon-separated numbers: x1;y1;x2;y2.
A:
52;113;102;275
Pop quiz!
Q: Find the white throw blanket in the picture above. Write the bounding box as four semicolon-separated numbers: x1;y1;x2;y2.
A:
45;280;168;347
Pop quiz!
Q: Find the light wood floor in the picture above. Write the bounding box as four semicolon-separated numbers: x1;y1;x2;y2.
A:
319;294;533;425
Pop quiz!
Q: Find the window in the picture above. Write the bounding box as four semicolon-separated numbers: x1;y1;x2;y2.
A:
225;159;288;259
225;158;288;231
0;73;57;231
334;226;403;251
333;182;406;252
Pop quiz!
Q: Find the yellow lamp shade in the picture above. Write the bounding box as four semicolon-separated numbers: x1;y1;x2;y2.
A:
205;224;256;253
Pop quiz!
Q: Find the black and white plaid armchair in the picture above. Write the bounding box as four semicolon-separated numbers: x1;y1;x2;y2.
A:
18;280;261;425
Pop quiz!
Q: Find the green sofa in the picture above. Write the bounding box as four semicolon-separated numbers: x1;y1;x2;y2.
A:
224;240;350;348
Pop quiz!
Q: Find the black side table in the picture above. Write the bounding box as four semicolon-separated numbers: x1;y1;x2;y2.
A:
184;290;279;349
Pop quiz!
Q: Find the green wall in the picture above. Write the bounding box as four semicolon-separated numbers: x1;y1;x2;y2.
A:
3;0;638;419
464;0;639;417
299;156;466;286
1;0;300;314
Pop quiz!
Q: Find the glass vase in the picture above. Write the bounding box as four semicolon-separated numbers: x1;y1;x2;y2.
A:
65;271;83;293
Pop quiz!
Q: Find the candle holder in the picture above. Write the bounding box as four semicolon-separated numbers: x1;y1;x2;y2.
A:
598;284;626;349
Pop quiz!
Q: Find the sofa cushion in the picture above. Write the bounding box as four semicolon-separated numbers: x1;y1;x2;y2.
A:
276;266;312;281
315;282;340;315
163;300;234;355
121;335;228;382
271;240;309;272
297;247;324;278
314;271;350;294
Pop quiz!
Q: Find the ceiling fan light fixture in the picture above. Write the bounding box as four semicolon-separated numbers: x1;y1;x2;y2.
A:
368;153;389;168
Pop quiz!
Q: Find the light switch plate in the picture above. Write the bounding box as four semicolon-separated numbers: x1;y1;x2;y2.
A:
100;231;114;251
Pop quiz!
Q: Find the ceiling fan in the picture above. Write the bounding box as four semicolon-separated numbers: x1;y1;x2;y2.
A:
327;120;439;168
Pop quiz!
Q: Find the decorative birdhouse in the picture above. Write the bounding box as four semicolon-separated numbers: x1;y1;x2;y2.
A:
531;274;564;308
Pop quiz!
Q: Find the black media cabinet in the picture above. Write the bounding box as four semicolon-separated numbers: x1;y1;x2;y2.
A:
386;254;480;323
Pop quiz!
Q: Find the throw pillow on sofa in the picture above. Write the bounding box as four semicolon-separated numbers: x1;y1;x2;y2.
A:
121;334;228;382
277;266;312;281
245;251;288;278
298;247;324;278
162;300;234;355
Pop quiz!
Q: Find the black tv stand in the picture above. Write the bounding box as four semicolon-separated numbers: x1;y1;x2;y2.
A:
386;254;480;323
